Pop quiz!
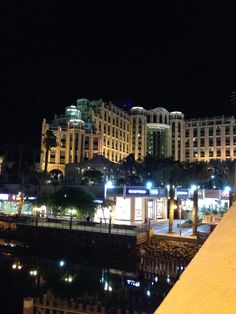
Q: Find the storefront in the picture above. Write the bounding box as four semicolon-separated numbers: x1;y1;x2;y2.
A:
106;186;168;224
176;188;230;219
0;193;34;215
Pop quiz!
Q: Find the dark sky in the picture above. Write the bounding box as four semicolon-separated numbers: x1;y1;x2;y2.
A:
0;2;235;146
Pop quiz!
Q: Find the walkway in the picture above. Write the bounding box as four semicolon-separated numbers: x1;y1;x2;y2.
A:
151;219;211;237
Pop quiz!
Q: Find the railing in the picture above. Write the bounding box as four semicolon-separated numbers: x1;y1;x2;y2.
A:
8;215;149;236
23;296;148;314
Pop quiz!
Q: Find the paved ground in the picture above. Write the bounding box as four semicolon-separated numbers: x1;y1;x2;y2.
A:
151;219;211;236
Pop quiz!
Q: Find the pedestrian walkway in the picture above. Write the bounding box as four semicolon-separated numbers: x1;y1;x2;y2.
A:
152;219;211;235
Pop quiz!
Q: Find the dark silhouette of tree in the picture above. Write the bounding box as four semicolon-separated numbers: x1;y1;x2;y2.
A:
42;130;57;175
82;169;103;185
36;186;96;218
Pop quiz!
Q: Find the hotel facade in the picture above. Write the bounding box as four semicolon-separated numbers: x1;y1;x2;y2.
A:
40;98;236;175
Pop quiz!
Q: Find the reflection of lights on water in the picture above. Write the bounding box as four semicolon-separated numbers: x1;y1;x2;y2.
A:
146;290;151;297
176;266;185;271
104;281;112;291
126;279;140;287
64;275;73;283
12;261;23;270
29;270;38;276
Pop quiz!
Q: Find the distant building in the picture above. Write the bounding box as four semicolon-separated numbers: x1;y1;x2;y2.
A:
40;98;236;176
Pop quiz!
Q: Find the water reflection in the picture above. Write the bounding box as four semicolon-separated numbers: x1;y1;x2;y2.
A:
0;248;186;314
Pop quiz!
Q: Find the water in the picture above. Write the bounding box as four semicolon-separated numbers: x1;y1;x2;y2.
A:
0;243;185;314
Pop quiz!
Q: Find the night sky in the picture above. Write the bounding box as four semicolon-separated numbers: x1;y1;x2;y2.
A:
0;2;235;146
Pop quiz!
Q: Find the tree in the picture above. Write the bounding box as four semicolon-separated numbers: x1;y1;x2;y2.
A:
36;187;96;218
82;169;103;185
43;129;57;175
168;186;175;233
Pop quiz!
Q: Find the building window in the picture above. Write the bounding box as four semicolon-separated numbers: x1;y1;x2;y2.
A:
200;128;205;137
225;137;230;146
60;151;65;163
216;138;221;146
225;126;230;135
226;149;230;157
50;151;55;163
216;127;221;136
93;137;98;150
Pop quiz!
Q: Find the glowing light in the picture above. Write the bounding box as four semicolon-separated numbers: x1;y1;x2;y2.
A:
146;182;152;189
30;270;38;276
224;186;231;193
12;260;23;270
127;279;140;287
105;181;113;188
59;260;65;267
65;275;73;283
127;189;147;194
190;185;197;193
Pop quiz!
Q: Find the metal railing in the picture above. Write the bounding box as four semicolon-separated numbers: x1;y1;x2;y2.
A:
10;215;149;236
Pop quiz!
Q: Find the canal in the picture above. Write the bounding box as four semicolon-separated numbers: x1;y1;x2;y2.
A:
0;240;186;314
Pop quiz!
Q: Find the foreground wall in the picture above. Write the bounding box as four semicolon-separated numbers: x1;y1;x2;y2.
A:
155;203;236;314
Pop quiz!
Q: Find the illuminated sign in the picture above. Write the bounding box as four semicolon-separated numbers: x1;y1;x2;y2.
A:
0;194;8;201
127;189;148;195
150;189;158;195
177;189;189;198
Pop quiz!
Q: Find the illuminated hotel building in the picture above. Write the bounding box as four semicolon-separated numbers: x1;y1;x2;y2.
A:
40;99;236;175
184;116;236;162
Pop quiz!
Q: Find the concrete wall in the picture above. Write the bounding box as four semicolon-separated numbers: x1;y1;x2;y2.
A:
155;203;236;314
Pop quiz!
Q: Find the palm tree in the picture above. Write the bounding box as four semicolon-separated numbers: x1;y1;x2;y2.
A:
168;186;175;233
192;188;198;236
42;129;57;175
